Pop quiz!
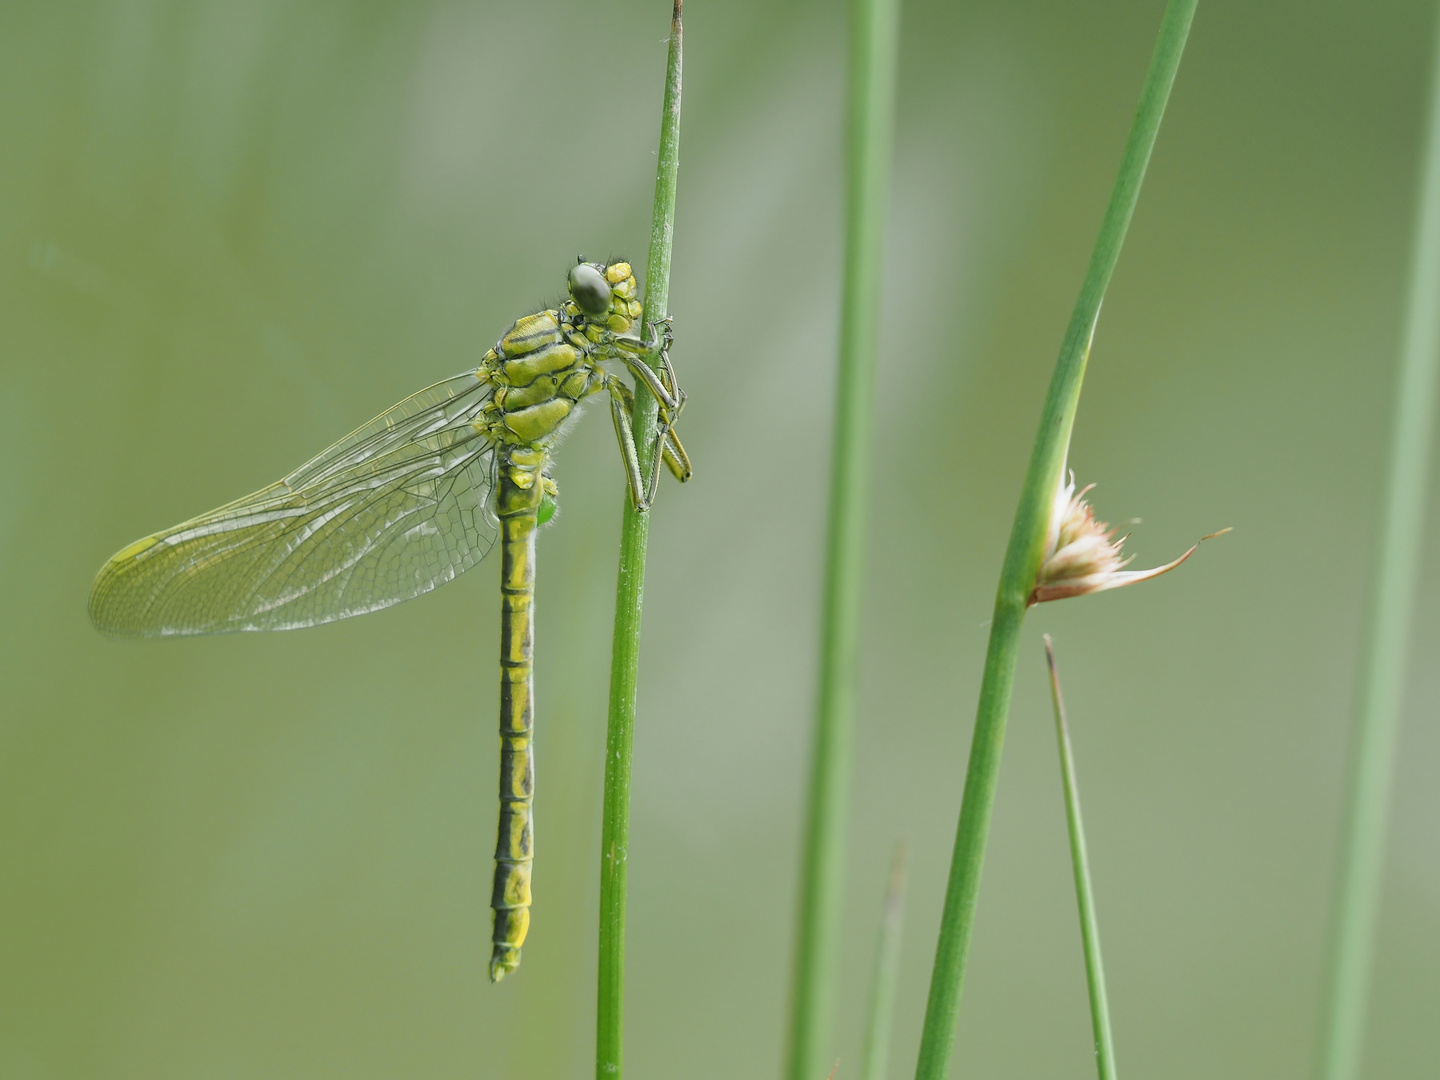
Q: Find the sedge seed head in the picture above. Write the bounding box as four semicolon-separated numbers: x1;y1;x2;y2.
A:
1031;472;1227;606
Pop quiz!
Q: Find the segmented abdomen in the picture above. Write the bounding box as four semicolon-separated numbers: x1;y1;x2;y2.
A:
489;446;547;982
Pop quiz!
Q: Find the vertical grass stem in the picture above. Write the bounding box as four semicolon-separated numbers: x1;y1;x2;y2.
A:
786;0;899;1077
1316;11;1440;1080
596;4;682;1077
912;5;1197;1078
1044;637;1117;1080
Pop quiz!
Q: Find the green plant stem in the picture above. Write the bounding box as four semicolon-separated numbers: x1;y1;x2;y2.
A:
1317;11;1440;1080
911;5;1196;1079
861;844;910;1080
595;4;682;1077
786;0;899;1075
1044;637;1117;1080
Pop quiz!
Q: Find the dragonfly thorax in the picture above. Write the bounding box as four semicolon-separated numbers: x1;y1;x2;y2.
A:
476;262;645;450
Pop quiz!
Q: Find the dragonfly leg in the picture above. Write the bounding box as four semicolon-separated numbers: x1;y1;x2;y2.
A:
612;317;685;420
649;320;687;421
619;353;685;419
650;343;687;429
606;379;650;511
641;313;674;355
639;386;689;503
662;425;692;483
642;419;667;508
656;346;684;409
648;347;690;484
605;375;688;508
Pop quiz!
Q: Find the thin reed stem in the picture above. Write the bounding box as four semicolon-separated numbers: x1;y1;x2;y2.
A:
1044;637;1117;1080
596;4;682;1077
912;5;1197;1078
786;0;899;1075
1317;10;1440;1080
861;844;910;1080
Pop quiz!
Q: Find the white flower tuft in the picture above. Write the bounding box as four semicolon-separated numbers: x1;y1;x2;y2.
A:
1031;472;1227;606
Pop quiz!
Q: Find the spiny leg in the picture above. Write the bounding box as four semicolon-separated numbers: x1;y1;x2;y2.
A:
642;422;666;509
606;376;689;510
619;353;685;420
614;317;686;421
646;352;691;491
662;426;692;483
650;345;691;481
624;327;689;502
652;331;684;415
607;380;650;511
604;311;690;509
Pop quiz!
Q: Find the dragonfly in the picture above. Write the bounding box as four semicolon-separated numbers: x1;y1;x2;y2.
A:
88;259;690;982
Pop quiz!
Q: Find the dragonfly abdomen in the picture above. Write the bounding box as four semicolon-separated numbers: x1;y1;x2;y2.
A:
489;445;550;982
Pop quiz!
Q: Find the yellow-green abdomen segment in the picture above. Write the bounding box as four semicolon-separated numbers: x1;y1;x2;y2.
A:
491;446;548;982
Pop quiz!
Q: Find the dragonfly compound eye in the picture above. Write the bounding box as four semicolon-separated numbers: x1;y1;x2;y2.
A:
568;263;612;318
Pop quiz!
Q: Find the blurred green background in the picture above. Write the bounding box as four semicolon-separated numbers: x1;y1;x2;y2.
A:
3;0;1438;1076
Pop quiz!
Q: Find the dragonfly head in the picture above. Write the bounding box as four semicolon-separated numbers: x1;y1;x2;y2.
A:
568;259;644;333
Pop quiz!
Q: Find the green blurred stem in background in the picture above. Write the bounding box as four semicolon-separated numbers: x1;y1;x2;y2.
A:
786;0;899;1076
861;845;909;1080
595;3;682;1078
1044;637;1117;1080
911;4;1197;1079
1316;8;1440;1080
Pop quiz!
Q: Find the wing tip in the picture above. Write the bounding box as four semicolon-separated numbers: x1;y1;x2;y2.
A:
88;539;169;638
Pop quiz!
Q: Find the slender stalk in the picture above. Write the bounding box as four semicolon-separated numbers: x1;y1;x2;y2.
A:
787;0;899;1075
1316;10;1440;1080
595;4;682;1077
912;5;1197;1078
861;844;910;1080
1044;637;1117;1080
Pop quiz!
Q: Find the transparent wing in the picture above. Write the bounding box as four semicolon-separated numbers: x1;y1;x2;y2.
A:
90;370;500;636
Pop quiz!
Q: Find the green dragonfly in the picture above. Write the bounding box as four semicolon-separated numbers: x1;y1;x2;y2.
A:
88;259;690;982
